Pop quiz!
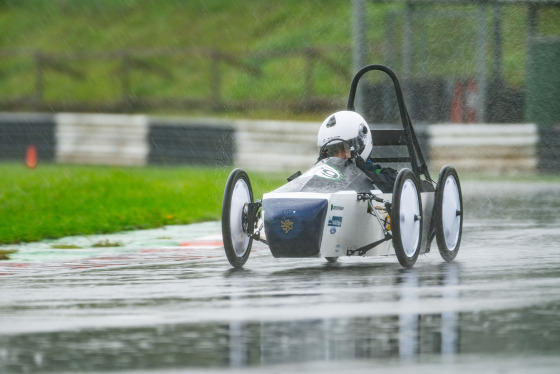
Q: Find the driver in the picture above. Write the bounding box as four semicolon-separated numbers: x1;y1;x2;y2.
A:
317;110;396;193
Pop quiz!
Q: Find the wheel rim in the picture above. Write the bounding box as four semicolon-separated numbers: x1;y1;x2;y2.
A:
442;175;460;251
399;179;421;257
229;178;251;257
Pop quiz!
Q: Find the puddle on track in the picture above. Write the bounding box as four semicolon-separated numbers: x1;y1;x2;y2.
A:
1;181;560;373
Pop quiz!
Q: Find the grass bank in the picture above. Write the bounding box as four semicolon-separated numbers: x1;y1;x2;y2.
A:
0;163;287;244
2;0;558;117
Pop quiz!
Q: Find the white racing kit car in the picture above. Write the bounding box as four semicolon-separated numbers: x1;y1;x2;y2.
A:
222;64;463;269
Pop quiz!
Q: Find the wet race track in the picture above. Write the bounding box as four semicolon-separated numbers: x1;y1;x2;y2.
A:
1;181;560;373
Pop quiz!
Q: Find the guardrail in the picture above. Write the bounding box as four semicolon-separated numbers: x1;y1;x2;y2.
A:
0;112;544;175
0;113;235;167
0;112;56;162
429;124;538;174
232;119;318;172
56;113;149;166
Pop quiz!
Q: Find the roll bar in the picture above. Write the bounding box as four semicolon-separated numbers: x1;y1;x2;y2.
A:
346;64;432;182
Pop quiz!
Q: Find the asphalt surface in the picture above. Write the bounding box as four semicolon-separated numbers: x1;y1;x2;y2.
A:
1;181;560;373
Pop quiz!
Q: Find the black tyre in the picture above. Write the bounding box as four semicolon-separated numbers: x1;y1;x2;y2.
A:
222;169;253;268
325;257;338;263
434;166;463;262
391;169;423;268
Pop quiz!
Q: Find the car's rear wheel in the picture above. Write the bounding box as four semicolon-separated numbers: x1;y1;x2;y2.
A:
222;169;253;268
391;169;423;268
434;165;463;262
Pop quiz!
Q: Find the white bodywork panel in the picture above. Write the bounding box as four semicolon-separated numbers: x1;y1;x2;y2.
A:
262;189;435;258
262;190;392;258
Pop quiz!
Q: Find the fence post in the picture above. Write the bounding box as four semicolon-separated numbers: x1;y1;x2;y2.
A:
34;51;44;106
475;4;488;123
120;50;131;107
210;50;222;111
402;2;413;80
352;0;368;114
304;48;315;100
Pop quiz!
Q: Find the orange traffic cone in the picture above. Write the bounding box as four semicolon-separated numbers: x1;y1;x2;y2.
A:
26;145;38;169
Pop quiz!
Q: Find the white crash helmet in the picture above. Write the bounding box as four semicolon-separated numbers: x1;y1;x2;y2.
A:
317;111;373;162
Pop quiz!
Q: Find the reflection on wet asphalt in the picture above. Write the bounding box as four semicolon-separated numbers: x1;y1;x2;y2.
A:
1;181;560;373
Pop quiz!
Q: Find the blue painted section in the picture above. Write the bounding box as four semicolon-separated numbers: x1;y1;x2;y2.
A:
263;198;328;258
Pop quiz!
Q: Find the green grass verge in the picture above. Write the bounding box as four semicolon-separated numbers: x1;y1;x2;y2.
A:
0;163;287;244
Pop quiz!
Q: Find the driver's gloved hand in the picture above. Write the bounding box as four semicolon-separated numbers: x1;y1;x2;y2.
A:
355;156;366;172
355;157;386;187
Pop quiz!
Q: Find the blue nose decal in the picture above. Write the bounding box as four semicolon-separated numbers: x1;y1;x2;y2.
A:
263;198;328;257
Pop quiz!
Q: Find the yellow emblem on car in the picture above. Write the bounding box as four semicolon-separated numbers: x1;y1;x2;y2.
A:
281;219;293;234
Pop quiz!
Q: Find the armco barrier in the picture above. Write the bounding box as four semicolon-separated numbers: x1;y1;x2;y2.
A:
232;119;318;172
0;113;542;175
0;112;56;162
538;126;560;172
429;123;538;174
148;117;234;166
232;121;539;175
56;113;149;166
232;122;538;175
54;114;235;167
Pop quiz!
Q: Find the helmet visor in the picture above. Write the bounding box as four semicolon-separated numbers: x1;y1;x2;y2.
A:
321;141;351;159
352;136;365;156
